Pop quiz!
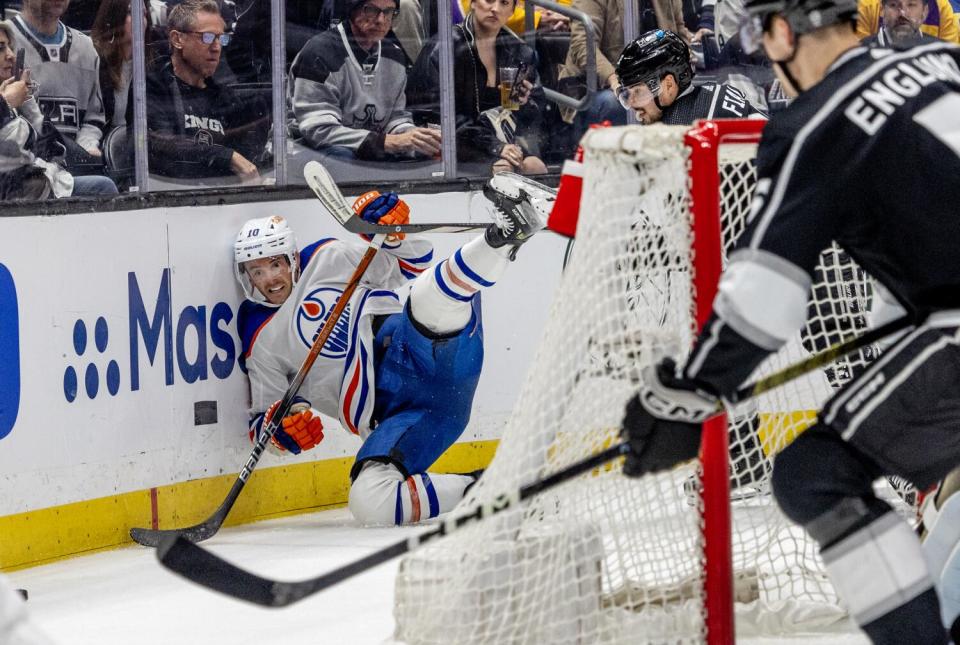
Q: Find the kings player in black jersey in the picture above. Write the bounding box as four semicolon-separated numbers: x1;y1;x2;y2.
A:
614;29;768;125
619;0;960;642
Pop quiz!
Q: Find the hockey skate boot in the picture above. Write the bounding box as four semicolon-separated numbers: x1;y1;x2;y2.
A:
483;172;555;258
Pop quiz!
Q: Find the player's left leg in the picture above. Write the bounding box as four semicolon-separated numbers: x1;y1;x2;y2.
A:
407;173;554;336
771;321;960;645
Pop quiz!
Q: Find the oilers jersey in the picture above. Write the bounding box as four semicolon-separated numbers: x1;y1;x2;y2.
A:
683;42;960;396
238;236;434;437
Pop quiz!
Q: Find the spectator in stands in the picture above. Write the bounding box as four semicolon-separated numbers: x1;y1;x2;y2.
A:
408;0;548;175
92;0;156;128
9;0;108;175
0;21;118;199
858;0;958;42
558;0;691;134
457;0;571;33
861;0;940;45
145;0;264;183
392;0;427;64
289;0;441;161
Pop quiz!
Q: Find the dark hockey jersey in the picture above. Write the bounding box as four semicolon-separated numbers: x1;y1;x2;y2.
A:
662;82;767;125
683;42;960;396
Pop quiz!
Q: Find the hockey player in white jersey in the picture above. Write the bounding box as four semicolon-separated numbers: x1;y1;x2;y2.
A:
618;0;960;643
235;174;554;526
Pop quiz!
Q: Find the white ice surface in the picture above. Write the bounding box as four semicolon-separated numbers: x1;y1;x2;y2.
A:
6;507;868;645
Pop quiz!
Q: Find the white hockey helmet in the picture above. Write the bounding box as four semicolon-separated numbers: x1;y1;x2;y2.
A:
234;215;300;306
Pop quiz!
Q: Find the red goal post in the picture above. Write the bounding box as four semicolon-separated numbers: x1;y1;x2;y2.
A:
687;118;766;644
394;118;863;645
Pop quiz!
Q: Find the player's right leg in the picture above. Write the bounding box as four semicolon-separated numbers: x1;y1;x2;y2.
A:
348;299;485;525
407;173;553;336
349;461;479;526
771;319;960;644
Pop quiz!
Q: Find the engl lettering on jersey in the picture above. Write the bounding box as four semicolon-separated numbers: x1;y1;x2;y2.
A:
844;53;960;135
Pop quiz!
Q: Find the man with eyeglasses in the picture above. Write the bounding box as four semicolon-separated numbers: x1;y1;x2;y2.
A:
619;0;960;643
614;29;766;125
10;0;108;175
862;0;939;46
858;0;959;44
144;0;263;184
289;0;441;163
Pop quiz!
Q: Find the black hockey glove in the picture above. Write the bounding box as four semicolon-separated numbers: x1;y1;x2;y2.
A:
621;358;720;478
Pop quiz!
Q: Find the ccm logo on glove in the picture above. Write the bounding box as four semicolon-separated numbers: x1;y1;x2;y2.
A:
353;191;410;242
250;396;325;456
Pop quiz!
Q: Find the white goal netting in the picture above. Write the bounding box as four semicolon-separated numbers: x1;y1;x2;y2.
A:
394;122;900;643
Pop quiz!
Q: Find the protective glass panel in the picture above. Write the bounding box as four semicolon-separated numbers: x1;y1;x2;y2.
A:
143;0;274;191
284;0;444;186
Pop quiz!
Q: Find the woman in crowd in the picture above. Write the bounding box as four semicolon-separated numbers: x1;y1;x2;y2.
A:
91;0;156;128
408;0;548;175
0;22;118;200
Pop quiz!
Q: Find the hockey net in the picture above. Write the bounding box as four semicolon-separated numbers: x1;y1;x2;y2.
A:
394;121;888;643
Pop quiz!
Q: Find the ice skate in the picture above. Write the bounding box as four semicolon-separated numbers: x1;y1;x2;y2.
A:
483;172;555;255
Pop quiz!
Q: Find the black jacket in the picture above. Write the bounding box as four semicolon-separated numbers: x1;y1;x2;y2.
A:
406;14;545;162
145;58;265;179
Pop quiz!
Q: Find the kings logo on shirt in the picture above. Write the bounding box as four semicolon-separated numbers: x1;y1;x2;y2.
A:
296;287;351;359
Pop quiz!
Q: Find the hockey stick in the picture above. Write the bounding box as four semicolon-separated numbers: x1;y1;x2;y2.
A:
130;234;388;547
155;312;917;605
304;162;559;235
304;161;489;235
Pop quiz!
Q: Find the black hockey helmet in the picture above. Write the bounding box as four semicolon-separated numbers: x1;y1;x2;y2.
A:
740;0;859;52
615;29;693;95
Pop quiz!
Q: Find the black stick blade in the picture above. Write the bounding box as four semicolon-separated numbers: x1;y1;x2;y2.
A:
157;535;281;607
130;520;221;547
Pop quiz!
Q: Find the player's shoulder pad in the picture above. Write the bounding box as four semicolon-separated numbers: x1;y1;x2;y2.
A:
299;238;338;270
237;300;276;371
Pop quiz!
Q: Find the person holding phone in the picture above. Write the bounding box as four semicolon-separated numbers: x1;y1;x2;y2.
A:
9;0;108;174
0;21;118;199
407;0;548;175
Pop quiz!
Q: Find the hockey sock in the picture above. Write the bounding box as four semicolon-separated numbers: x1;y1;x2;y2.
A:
392;472;474;525
820;511;946;644
349;461;474;526
409;236;511;335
